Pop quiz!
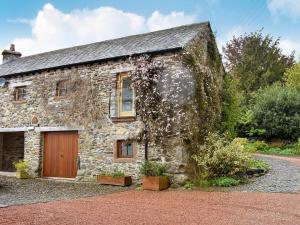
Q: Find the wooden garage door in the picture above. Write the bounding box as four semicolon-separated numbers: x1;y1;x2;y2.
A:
43;132;78;178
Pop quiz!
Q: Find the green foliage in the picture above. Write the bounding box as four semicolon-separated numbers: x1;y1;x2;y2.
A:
111;171;126;177
13;160;28;172
221;75;241;138
192;133;251;178
252;84;300;140
223;31;294;101
244;141;268;153
139;161;167;176
210;177;240;187
284;63;300;90
248;159;271;170
185;177;240;188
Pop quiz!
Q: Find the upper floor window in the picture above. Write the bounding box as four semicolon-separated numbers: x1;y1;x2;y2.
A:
14;86;27;101
56;80;69;97
117;73;135;117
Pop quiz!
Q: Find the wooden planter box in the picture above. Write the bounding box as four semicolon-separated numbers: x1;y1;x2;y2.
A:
16;171;30;179
97;175;132;186
143;176;169;191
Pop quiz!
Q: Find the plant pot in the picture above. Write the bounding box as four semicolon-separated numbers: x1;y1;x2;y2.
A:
97;175;132;186
16;171;30;179
143;176;169;191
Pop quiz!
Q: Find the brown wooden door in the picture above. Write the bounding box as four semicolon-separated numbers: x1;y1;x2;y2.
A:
43;132;78;178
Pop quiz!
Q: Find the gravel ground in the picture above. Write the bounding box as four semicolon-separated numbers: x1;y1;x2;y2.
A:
1;190;300;225
229;155;300;193
0;177;132;206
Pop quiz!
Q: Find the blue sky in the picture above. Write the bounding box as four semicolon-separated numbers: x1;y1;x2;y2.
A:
0;0;299;59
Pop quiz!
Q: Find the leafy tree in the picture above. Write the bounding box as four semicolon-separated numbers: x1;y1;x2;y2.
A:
252;84;300;140
284;63;300;90
223;31;295;100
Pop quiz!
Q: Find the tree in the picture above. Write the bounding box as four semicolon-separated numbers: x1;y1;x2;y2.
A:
223;31;295;100
284;63;300;90
252;84;300;140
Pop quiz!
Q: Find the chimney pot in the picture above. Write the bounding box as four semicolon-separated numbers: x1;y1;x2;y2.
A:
2;43;21;64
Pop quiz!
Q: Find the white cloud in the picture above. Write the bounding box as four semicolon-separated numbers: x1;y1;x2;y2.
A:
147;11;196;31
268;0;300;19
4;3;197;56
279;38;300;57
216;25;245;52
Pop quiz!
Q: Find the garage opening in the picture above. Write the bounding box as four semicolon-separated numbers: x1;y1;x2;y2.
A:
0;132;25;172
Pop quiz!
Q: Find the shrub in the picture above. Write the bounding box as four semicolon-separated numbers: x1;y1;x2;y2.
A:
211;177;240;187
139;161;167;176
192;133;251;178
13;160;28;172
244;140;268;153
252;84;300;140
111;171;126;177
248;159;271;170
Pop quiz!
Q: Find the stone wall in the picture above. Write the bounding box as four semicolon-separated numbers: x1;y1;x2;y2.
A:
0;52;190;182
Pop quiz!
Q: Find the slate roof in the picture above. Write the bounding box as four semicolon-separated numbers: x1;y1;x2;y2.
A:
0;22;210;77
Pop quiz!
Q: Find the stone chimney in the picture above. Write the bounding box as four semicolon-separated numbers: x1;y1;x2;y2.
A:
2;44;22;64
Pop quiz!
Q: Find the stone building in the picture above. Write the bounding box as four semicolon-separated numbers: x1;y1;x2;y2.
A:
0;22;223;182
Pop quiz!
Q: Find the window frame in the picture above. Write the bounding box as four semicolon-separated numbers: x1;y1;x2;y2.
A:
114;139;136;162
117;73;135;117
14;86;27;102
56;80;69;97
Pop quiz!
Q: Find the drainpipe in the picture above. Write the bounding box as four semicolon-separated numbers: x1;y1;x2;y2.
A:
144;123;148;161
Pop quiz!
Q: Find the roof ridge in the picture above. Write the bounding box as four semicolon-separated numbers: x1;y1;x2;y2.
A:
15;22;210;60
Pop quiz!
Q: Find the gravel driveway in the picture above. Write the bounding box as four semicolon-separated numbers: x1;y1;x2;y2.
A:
1;190;300;225
0;177;131;206
229;154;300;193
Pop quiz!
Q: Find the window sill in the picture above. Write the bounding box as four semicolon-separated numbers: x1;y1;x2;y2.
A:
111;116;136;123
13;100;26;104
54;96;68;100
114;158;135;163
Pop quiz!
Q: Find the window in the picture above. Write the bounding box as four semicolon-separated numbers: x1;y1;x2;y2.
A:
56;80;69;97
14;86;27;101
117;140;133;158
117;73;135;117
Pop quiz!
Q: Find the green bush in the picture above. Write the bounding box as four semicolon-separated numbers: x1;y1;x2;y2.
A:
211;177;240;187
192;133;251;178
112;171;126;177
252;84;300;140
244;140;269;153
139;161;167;176
248;159;271;170
13;160;28;172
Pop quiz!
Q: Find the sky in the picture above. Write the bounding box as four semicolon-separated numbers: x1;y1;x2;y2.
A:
0;0;299;60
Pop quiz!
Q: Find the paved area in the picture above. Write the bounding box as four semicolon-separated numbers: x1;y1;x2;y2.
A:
0;176;131;206
1;154;300;225
0;190;300;225
229;154;300;193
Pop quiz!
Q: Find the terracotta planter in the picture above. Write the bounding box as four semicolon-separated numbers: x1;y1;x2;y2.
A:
143;176;169;191
97;175;132;186
16;171;30;179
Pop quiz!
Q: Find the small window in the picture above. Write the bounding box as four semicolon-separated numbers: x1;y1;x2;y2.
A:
117;73;135;117
117;140;133;158
14;86;27;101
56;80;69;97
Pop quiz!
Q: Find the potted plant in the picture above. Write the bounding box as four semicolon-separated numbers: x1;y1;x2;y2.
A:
97;171;132;186
140;161;169;191
13;160;30;179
